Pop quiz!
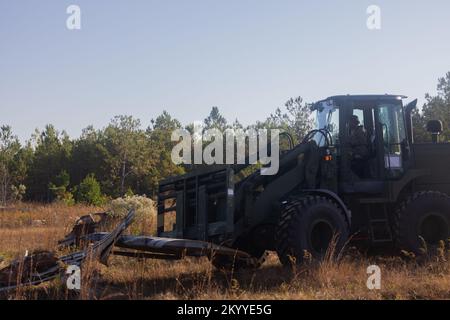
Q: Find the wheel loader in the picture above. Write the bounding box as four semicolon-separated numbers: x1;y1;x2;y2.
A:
3;93;450;294
155;94;450;268
5;94;450;292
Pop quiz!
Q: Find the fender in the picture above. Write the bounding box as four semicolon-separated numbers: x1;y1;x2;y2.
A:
302;189;352;225
389;168;430;202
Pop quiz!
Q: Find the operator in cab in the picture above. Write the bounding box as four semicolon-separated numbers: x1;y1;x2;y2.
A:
348;115;369;178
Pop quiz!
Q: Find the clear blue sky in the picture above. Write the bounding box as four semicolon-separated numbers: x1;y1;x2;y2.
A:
1;0;450;141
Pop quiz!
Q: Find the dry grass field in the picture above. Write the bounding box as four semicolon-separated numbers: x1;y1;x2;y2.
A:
0;203;449;300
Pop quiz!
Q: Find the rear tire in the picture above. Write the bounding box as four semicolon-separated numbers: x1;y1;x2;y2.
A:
276;196;350;266
394;191;450;255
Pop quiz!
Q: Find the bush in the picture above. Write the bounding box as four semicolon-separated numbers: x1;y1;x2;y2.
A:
10;184;26;202
49;171;75;206
74;174;106;206
107;195;156;234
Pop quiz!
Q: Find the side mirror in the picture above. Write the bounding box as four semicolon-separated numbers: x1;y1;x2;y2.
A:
426;120;443;143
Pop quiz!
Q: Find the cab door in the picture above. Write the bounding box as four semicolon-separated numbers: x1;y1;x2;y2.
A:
340;100;381;181
375;100;407;179
339;99;385;194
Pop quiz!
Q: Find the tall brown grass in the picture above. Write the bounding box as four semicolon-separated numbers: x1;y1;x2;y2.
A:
0;203;449;300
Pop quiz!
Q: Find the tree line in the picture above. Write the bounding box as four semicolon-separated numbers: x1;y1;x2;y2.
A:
1;72;449;206
0;97;311;205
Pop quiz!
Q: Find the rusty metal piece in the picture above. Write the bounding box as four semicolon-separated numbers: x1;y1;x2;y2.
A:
58;212;110;248
0;251;61;289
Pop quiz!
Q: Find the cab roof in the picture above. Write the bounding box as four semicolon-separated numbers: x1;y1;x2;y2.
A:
327;94;407;100
317;94;407;104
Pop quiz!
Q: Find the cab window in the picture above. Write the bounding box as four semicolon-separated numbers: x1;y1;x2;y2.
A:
377;102;406;173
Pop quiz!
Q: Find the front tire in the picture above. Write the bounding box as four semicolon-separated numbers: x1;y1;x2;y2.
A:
276;196;350;266
394;191;450;255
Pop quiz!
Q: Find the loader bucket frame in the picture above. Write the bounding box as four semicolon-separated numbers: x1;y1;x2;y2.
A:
157;166;235;243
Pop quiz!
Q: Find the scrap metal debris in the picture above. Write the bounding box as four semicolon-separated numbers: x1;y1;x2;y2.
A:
0;207;253;292
57;212;110;248
0;251;61;291
85;233;252;261
0;210;135;292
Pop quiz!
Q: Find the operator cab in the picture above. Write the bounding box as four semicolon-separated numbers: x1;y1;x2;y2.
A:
312;95;412;194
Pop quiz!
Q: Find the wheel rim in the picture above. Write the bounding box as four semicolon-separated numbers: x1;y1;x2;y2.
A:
419;213;448;245
310;219;334;254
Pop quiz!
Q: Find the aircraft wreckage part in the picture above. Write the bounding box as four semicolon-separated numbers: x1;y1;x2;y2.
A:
1;209;252;293
58;212;110;248
85;233;252;259
0;210;135;292
0;251;62;291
